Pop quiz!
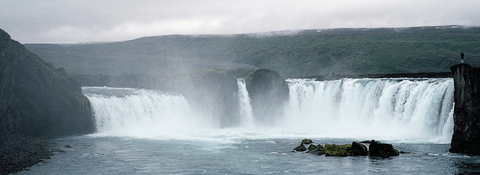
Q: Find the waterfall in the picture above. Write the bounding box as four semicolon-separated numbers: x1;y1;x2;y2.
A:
82;87;203;138
82;78;454;142
282;78;454;141
237;78;254;127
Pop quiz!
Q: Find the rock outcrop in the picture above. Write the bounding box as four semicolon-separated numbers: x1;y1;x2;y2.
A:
369;140;399;158
293;139;397;157
323;144;353;156
0;28;95;137
351;141;368;156
449;63;480;154
245;69;289;125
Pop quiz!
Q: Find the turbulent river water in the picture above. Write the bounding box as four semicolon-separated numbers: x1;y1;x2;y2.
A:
20;78;480;174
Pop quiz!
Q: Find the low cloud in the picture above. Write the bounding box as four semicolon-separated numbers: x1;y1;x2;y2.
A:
1;0;479;43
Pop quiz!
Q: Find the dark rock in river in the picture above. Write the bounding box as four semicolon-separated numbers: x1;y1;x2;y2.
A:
308;144;318;150
369;140;399;158
449;63;480;154
294;143;307;152
0;28;95;137
293;139;370;157
302;138;313;144
246;69;289;125
351;142;368;156
324;144;353;156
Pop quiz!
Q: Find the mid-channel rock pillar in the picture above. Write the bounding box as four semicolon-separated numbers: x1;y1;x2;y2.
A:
245;69;289;125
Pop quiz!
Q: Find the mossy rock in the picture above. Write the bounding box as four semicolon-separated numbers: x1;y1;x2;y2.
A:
324;144;353;156
294;143;307;152
308;144;318;150
302;139;313;144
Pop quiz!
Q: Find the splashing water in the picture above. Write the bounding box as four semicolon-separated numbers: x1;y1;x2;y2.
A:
281;78;454;142
82;78;454;143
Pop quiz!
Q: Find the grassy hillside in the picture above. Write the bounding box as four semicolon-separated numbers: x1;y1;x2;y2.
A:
25;25;480;76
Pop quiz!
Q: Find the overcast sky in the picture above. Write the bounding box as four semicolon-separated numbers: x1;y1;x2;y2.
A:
1;0;479;43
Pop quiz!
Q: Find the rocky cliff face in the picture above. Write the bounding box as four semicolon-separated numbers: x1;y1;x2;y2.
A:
0;29;95;137
246;69;289;125
449;63;480;154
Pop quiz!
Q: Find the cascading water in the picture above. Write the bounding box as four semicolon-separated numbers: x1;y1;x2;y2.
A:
82;87;204;138
82;78;454;143
281;78;454;142
237;78;255;127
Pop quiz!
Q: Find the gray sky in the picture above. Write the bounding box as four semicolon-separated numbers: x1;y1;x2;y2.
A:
1;0;479;43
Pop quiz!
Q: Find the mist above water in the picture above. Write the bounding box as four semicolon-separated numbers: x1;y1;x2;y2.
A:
82;78;454;143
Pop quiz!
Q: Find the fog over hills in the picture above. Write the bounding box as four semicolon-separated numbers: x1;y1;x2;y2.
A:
25;26;480;77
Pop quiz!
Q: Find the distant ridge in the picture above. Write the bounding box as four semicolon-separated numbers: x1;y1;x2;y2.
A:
25;25;480;77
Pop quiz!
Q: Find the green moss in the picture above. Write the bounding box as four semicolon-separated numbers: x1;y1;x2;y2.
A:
324;144;353;156
302;139;313;144
308;144;317;150
294;144;307;152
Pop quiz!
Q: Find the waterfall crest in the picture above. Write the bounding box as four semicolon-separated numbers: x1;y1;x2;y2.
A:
83;87;203;138
282;78;454;141
83;78;454;142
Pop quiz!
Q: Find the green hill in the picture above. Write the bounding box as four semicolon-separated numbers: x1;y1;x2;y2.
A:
25;25;480;77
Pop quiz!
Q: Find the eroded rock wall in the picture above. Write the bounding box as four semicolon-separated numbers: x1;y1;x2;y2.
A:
450;63;480;154
0;28;95;137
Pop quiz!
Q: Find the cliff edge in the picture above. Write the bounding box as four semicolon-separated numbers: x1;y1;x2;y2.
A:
450;63;480;154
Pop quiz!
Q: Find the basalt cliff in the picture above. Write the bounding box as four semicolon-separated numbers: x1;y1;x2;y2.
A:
0;28;95;137
450;63;480;154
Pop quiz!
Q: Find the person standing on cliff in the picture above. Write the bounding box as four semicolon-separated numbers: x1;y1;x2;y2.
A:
461;52;465;63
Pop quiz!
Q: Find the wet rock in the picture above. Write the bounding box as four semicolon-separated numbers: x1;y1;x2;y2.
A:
307;144;325;155
294;143;307;152
351;142;368;156
324;144;353;156
302;139;313;144
308;144;317;150
369;140;399;158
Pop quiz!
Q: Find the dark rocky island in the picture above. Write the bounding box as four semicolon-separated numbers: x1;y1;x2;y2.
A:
0;28;95;173
449;63;480;154
293;139;399;157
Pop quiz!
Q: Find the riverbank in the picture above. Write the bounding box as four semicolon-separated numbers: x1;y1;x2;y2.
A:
0;133;51;174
